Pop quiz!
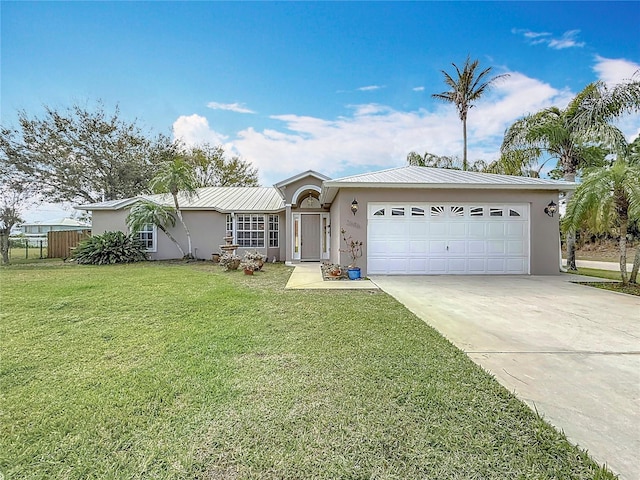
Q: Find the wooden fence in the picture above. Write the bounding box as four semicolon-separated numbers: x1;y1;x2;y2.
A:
47;229;91;259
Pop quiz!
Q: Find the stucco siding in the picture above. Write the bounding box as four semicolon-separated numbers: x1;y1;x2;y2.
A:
180;211;228;260
329;191;348;267
280;176;324;205
91;210;129;236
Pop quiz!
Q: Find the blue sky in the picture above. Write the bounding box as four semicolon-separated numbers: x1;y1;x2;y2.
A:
2;1;639;221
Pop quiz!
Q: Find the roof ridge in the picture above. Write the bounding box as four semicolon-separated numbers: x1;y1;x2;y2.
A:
331;165;408;182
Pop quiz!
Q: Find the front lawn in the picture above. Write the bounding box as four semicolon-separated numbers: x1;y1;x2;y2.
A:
0;262;616;479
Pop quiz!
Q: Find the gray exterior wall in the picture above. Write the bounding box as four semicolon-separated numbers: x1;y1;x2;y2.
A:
91;210;129;237
91;209;284;261
89;180;562;274
329;187;561;276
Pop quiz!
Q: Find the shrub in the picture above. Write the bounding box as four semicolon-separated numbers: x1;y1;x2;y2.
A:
72;231;149;265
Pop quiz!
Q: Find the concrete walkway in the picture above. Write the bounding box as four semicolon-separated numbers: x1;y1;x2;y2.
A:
285;262;378;290
370;274;640;480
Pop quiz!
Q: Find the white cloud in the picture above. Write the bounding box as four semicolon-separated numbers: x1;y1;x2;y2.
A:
172;114;229;146
548;30;585;49
413;86;425;92
593;55;640;85
513;28;585;49
472;72;573;137
172;71;574;185
524;31;550;39
206;102;255;113
357;85;384;92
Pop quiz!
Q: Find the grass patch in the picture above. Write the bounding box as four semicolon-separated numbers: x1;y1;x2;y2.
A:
568;267;639;296
1;262;616;479
6;246;50;263
577;281;640;296
570;267;625;281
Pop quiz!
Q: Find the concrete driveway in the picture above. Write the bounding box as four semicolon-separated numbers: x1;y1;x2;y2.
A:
370;274;640;480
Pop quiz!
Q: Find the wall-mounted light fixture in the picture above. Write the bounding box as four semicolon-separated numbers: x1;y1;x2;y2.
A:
351;198;359;215
544;200;557;217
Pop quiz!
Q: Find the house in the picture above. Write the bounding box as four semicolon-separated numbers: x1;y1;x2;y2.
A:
16;217;91;246
18;217;90;236
76;166;575;275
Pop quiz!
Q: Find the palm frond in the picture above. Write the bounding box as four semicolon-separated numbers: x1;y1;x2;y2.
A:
571;76;640;128
126;200;176;232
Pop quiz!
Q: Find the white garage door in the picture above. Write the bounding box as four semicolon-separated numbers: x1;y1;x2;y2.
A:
367;203;529;275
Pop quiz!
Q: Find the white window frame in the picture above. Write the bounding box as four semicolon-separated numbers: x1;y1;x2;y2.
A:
136;223;157;252
236;214;266;248
226;214;233;237
269;215;279;248
292;213;301;260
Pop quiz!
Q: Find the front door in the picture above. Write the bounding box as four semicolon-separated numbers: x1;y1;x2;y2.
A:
301;214;320;260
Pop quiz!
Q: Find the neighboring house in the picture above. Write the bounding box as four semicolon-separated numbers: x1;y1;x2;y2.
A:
76;166;575;275
16;217;91;246
19;217;90;236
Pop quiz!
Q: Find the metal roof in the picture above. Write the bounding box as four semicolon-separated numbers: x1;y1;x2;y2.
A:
75;196;156;211
77;167;577;212
175;187;285;212
321;166;576;204
77;187;285;213
19;217;90;227
274;170;331;188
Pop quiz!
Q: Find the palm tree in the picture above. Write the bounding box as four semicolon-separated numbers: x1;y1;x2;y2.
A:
407;151;488;171
149;154;198;258
126;200;185;257
500;78;640;271
432;56;509;171
563;136;640;284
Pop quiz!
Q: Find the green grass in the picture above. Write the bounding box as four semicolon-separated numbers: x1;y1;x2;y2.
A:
569;267;640;296
1;262;617;479
6;246;50;264
571;267;625;281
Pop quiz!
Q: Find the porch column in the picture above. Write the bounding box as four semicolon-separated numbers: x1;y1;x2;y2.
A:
285;204;293;263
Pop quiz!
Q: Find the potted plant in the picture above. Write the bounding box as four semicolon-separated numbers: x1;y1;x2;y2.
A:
244;250;266;271
240;252;261;275
322;263;342;278
328;264;342;276
219;252;241;271
340;228;363;279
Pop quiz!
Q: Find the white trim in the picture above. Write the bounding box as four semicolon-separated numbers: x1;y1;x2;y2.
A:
274;170;330;188
291;185;322;206
291;212;327;261
134;223;157;253
321;212;331;260
292;213;301;260
268;214;280;248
